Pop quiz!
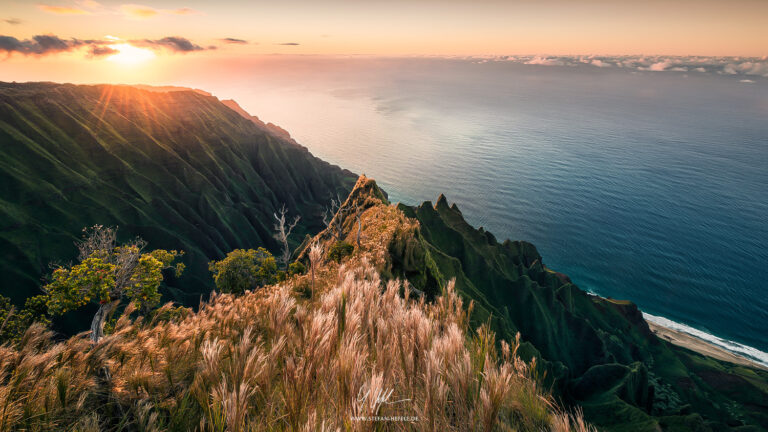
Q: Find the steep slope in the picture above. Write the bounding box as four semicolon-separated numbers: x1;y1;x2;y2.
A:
220;99;294;141
0;176;593;432
304;176;768;432
0;82;356;305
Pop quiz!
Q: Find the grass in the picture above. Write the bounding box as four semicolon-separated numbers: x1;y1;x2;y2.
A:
0;176;594;431
0;256;593;431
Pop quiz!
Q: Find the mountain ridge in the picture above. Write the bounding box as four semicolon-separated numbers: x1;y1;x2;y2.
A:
0;81;356;305
1;82;766;431
304;175;768;431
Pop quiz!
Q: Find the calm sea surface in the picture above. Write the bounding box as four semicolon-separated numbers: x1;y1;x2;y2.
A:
225;59;768;360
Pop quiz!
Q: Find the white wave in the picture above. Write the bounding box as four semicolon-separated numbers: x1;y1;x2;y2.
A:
643;312;768;368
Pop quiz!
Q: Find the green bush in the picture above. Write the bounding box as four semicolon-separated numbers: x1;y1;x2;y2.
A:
0;295;51;345
288;261;306;276
208;248;278;295
328;241;354;263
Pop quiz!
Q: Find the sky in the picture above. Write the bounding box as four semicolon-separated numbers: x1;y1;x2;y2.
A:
1;0;767;84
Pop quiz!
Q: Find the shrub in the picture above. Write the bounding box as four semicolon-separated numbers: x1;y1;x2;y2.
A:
0;295;50;345
44;225;183;343
288;261;306;276
328;240;354;263
208;248;278;295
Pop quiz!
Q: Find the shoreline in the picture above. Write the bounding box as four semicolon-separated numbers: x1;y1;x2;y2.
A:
644;317;768;370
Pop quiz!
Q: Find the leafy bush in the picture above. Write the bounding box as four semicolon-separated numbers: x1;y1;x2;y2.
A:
44;225;183;343
328;240;354;262
0;295;50;345
208;248;278;295
288;261;306;276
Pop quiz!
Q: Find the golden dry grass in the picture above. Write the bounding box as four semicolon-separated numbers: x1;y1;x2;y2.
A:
0;175;594;431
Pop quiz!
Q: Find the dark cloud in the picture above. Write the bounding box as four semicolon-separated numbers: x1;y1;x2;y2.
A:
134;36;207;52
278;42;299;46
221;38;248;44
0;33;212;58
89;45;118;57
4;18;22;25
0;34;88;55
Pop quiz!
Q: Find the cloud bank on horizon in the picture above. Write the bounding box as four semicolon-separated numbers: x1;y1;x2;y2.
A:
0;34;213;57
0;31;765;81
469;55;768;79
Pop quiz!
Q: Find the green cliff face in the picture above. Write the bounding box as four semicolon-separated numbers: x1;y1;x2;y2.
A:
391;191;768;431
0;82;356;305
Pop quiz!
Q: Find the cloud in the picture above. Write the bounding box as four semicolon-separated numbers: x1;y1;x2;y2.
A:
4;18;22;25
0;34;88;55
524;56;565;66
278;42;300;46
1;33;209;58
134;36;207;52
642;60;672;71
120;4;200;19
740;79;755;83
120;4;157;18
37;5;91;15
722;64;738;75
88;44;117;57
171;8;197;15
221;38;248;44
481;55;767;79
728;61;768;77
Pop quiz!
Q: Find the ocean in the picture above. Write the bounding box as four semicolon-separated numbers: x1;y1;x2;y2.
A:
214;57;768;364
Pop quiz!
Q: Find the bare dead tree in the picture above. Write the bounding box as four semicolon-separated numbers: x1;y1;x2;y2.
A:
355;203;363;248
273;204;301;269
76;224;117;260
323;194;348;241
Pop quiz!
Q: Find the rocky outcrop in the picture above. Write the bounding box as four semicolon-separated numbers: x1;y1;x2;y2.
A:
317;176;768;431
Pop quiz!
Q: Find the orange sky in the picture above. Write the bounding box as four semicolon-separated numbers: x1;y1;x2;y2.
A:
1;0;767;83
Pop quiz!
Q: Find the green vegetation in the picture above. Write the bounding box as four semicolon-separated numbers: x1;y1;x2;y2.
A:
0;294;49;345
389;186;768;431
328;240;354;262
287;260;305;276
44;225;184;343
0;224;592;432
299;175;768;431
0;82;355;310
1;81;766;431
208;248;279;295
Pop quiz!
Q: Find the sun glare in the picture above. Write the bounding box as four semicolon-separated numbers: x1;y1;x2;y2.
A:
107;44;155;65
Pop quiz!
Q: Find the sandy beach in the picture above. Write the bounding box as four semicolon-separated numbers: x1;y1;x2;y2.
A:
648;321;766;370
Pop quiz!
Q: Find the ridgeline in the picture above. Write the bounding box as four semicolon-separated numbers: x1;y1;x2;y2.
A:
0;82;766;431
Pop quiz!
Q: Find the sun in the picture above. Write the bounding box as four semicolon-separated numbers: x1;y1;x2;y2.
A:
107;43;155;65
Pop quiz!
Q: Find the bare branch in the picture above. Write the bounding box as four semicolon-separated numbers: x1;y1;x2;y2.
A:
273;204;300;269
355;204;363;248
323;194;349;241
77;224;116;261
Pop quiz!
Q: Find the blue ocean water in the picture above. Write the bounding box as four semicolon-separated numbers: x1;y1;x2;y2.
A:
230;59;768;359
